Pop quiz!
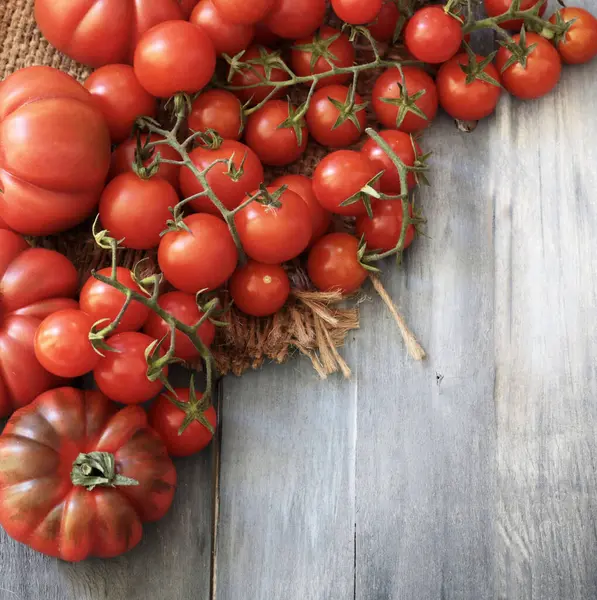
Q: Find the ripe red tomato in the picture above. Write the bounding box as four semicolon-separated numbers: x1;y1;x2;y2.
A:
134;20;216;98
331;0;383;24
229;261;290;316
0;67;111;235
158;213;238;292
179;140;264;214
368;0;400;42
244;100;308;166
0;230;78;417
495;33;561;100
550;7;597;65
212;0;274;24
264;0;327;39
143;291;216;362
306;84;366;148
307;233;367;294
253;21;280;46
80;267;150;335
355;201;415;252
188;90;243;140
0;387;176;561
84;64;157;144
372;66;438;133
235;187;312;263
484;0;546;30
312;150;380;217
179;0;200;17
34;309;100;378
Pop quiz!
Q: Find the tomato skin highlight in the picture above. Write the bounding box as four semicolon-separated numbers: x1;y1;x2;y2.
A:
264;0;327;39
331;0;383;25
212;0;274;24
188;90;243;140
355;201;415;252
550;7;597;65
484;0;546;30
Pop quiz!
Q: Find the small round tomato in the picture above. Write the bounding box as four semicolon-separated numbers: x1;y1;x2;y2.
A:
179;140;264;214
212;0;274;24
158;213;238;292
244;100;308;166
306;84;366;148
180;0;200;18
290;26;355;88
307;233;367;294
484;0;546;30
229;261;290;316
373;67;438;132
190;0;255;56
312;150;379;217
235;188;312;263
188;90;243;140
368;0;400;42
34;309;100;378
84;64;157;143
331;0;383;25
495;32;561;100
550;7;597;65
134;20;216;97
264;0;327;39
143;291;216;362
355;201;415;252
80;267;150;335
94;332;167;405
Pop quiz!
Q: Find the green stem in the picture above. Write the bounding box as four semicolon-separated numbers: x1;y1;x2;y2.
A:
463;3;563;35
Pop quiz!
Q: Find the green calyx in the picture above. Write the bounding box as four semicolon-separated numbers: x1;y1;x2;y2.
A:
292;29;343;72
459;43;501;87
498;26;538;72
167;375;215;436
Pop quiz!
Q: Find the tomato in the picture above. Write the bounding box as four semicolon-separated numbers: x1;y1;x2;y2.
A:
253;22;280;46
244;100;308;166
0;215;10;230
190;0;255;56
355;201;415;252
34;309;99;378
84;64;157;144
235;187;312;263
312;150;380;217
270;174;331;244
495;32;561;100
34;0;184;67
0;67;111;235
179;0;200;17
188;90;243;140
143;291;216;362
179;140;264;214
331;0;383;25
229;261;290;316
307;233;367;294
264;0;327;39
158;213;238;292
484;0;546;30
306;84;366;148
368;0;401;42
80;267;150;335
550;7;597;65
212;0;274;24
134;20;216;98
0;230;78;417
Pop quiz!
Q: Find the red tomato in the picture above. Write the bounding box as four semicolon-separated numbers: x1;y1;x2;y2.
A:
306;84;366;148
495;33;561;100
312;150;380;217
158;213;238;292
188;89;243;140
229;261;290;316
84;64;157;144
143;291;216;362
34;309;99;378
484;0;546;30
0;231;78;417
244;100;308;166
264;0;327;39
179;0;200;17
0;215;11;230
212;0;274;24
0;388;176;561
331;0;383;24
179;140;264;214
134;20;216;98
355;201;415;252
368;0;401;42
550;7;597;65
372;66;438;133
190;0;254;56
235;187;312;263
307;233;367;294
80;267;150;335
290;26;355;88
0;67;111;235
253;21;280;46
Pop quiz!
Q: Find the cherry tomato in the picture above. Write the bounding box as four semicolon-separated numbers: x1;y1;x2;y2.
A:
158;213;238;292
229;261;290;316
134;20;216;97
190;0;255;56
94;332;167;405
80;267;150;335
495;32;561;100
179;140;264;214
34;309;100;378
312;150;379;217
306;84;366;148
372;66;438;133
212;0;274;24
84;64;157;143
264;0;327;39
143;292;215;362
188;90;243;140
484;0;546;30
235;187;312;263
331;0;383;25
253;22;280;46
550;7;597;65
368;0;401;42
307;233;367;294
355;201;415;252
179;0;200;18
244;100;308;166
